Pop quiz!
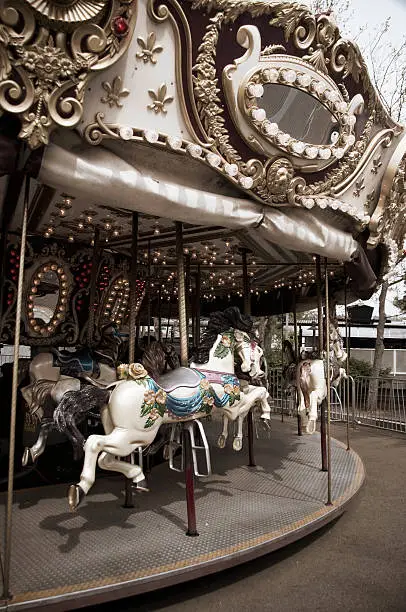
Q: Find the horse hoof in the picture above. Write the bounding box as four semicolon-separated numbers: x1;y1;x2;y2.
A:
232;437;243;451
22;448;33;467
68;484;85;511
217;434;226;449
306;419;317;435
133;479;150;493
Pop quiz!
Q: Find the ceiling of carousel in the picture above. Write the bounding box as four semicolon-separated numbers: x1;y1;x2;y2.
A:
0;163;352;318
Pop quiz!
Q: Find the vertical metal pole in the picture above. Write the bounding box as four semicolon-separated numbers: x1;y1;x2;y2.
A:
3;179;29;600
316;255;327;471
157;285;162;343
87;228;100;346
185;253;191;350
195;264;201;346
147;239;151;346
124;211;139;508
176;222;197;535
325;260;332;506
242;249;255;467
280;292;284;423
183;425;198;536
128;212;139;364
344;275;350;450
292;288;301;436
176;222;188;367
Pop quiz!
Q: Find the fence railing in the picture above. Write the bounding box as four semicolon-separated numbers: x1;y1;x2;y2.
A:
267;367;406;434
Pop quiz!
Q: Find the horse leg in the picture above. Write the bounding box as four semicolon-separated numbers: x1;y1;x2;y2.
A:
22;419;54;466
306;391;319;434
68;428;143;511
217;414;229;449
232;414;244;451
98;452;145;483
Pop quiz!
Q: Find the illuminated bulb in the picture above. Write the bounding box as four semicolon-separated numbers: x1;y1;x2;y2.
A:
113;229;119;237
86;216;93;223
78;222;84;230
68;235;74;242
59;208;66;217
153;221;160;235
105;222;112;230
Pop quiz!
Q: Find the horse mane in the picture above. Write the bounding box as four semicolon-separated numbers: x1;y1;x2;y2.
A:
283;339;296;366
191;306;253;365
141;342;166;380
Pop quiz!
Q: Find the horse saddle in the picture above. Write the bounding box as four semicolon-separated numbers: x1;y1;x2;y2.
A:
53;348;100;378
156;367;202;393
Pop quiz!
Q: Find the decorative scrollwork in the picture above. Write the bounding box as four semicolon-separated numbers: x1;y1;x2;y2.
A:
0;0;136;148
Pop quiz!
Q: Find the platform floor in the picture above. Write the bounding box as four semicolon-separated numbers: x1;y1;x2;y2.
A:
0;419;364;611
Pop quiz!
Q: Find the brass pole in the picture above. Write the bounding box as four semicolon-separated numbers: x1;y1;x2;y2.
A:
280;293;284;423
176;222;188;366
128;212;139;364
242;249;255;467
325;260;332;505
344;274;350;450
86;228;100;346
316;255;327;471
157;285;162;343
195;264;201;345
3;178;29;599
147;239;151;346
292;287;301;436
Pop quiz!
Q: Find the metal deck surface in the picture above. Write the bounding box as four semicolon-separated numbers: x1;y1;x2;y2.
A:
0;419;364;611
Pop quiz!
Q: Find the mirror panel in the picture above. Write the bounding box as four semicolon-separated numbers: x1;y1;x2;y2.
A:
26;261;72;336
262;84;340;146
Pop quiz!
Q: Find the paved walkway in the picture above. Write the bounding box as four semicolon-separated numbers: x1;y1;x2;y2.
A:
90;423;406;612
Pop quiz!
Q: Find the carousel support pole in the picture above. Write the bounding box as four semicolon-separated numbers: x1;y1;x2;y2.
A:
87;228;101;346
242;249;255;467
158;285;162;343
194;264;201;346
147;239;151;346
185;253;191;351
344;274;350;451
280;292;284;423
3;177;29;600
325;260;332;506
292;288;301;436
316;255;328;472
176;222;198;536
124;211;139;508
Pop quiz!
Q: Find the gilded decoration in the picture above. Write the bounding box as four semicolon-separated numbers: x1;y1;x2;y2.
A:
136;31;163;64
101;76;129;107
148;83;174;114
0;0;136;148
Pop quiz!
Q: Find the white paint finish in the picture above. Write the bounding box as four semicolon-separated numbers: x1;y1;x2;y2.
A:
79;0;194;143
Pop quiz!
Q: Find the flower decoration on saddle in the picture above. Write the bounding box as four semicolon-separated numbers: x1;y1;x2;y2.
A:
141;386;167;428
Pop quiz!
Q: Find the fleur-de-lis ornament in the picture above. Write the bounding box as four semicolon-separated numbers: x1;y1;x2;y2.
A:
136;32;163;64
353;176;365;198
101;76;129;108
148;83;174;114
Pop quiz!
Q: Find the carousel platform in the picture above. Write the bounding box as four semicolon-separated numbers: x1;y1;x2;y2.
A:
0;418;364;611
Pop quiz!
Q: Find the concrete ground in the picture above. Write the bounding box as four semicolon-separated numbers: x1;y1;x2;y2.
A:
90;424;406;612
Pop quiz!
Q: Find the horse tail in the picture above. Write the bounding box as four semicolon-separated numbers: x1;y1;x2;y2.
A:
54;387;110;434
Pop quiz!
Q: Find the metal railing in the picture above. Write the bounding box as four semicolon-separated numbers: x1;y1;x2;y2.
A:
267;367;406;434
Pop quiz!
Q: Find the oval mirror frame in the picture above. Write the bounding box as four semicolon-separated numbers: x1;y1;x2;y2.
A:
24;259;73;338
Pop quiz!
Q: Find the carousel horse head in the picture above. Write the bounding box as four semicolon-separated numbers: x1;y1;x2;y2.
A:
93;321;123;366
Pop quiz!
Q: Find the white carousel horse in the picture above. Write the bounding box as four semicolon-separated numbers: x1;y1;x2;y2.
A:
68;325;269;510
283;321;348;434
217;339;270;450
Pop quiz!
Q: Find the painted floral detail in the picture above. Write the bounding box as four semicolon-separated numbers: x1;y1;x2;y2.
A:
128;362;148;380
200;378;210;391
141;385;167;428
136;32;163;64
155;388;167;405
223;383;233;394
148;83;174;114
101;76;129;108
221;374;240;406
214;331;234;359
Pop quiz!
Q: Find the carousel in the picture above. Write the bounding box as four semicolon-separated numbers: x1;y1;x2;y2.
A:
0;0;404;609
